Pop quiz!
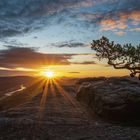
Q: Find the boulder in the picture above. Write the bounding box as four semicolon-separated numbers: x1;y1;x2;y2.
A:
76;77;140;120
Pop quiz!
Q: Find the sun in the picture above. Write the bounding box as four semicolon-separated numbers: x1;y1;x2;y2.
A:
43;71;55;78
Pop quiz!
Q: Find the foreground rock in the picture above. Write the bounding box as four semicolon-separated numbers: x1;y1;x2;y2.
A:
76;77;140;121
0;77;140;139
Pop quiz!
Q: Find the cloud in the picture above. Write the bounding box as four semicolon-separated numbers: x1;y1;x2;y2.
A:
129;28;140;32
99;10;140;33
0;68;35;76
0;0;103;19
2;39;28;47
68;72;80;74
0;0;100;38
0;46;73;69
100;19;128;31
71;61;96;65
0;0;140;38
114;31;126;36
50;41;87;48
0;46;96;71
80;10;140;35
76;1;140;35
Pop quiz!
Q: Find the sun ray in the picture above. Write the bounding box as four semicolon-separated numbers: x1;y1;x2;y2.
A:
27;79;46;99
0;77;46;111
49;79;61;111
38;79;50;119
49;79;56;97
52;79;77;107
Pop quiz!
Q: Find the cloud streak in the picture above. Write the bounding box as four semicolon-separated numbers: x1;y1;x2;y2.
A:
71;61;96;65
50;41;87;48
68;72;80;74
0;47;72;68
0;47;96;71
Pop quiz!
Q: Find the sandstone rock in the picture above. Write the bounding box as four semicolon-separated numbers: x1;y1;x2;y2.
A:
76;77;140;120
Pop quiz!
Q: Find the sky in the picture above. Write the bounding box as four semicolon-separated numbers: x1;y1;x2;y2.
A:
0;0;140;77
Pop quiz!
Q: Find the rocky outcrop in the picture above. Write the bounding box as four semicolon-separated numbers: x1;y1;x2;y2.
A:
76;77;140;120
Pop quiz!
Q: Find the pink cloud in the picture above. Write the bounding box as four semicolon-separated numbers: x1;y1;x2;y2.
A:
99;10;140;35
129;28;140;31
100;19;128;31
114;31;126;36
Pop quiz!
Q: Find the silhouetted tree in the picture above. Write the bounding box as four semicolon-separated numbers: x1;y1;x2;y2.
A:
91;36;140;80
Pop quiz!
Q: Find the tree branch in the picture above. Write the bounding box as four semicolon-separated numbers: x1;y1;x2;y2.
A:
91;36;140;80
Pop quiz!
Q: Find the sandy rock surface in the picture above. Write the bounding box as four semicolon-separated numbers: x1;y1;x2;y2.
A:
76;77;140;120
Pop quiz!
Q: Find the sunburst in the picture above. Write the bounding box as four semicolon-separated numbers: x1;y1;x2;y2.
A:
43;71;55;78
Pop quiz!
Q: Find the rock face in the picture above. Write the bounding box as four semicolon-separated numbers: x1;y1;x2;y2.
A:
76;77;140;120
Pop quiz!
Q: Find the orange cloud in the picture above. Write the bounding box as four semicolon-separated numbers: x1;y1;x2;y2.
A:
100;10;140;35
115;31;126;36
100;19;128;31
129;28;140;31
120;10;140;23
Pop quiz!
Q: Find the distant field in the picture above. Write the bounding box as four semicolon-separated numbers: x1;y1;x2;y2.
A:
0;76;77;110
0;76;35;98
